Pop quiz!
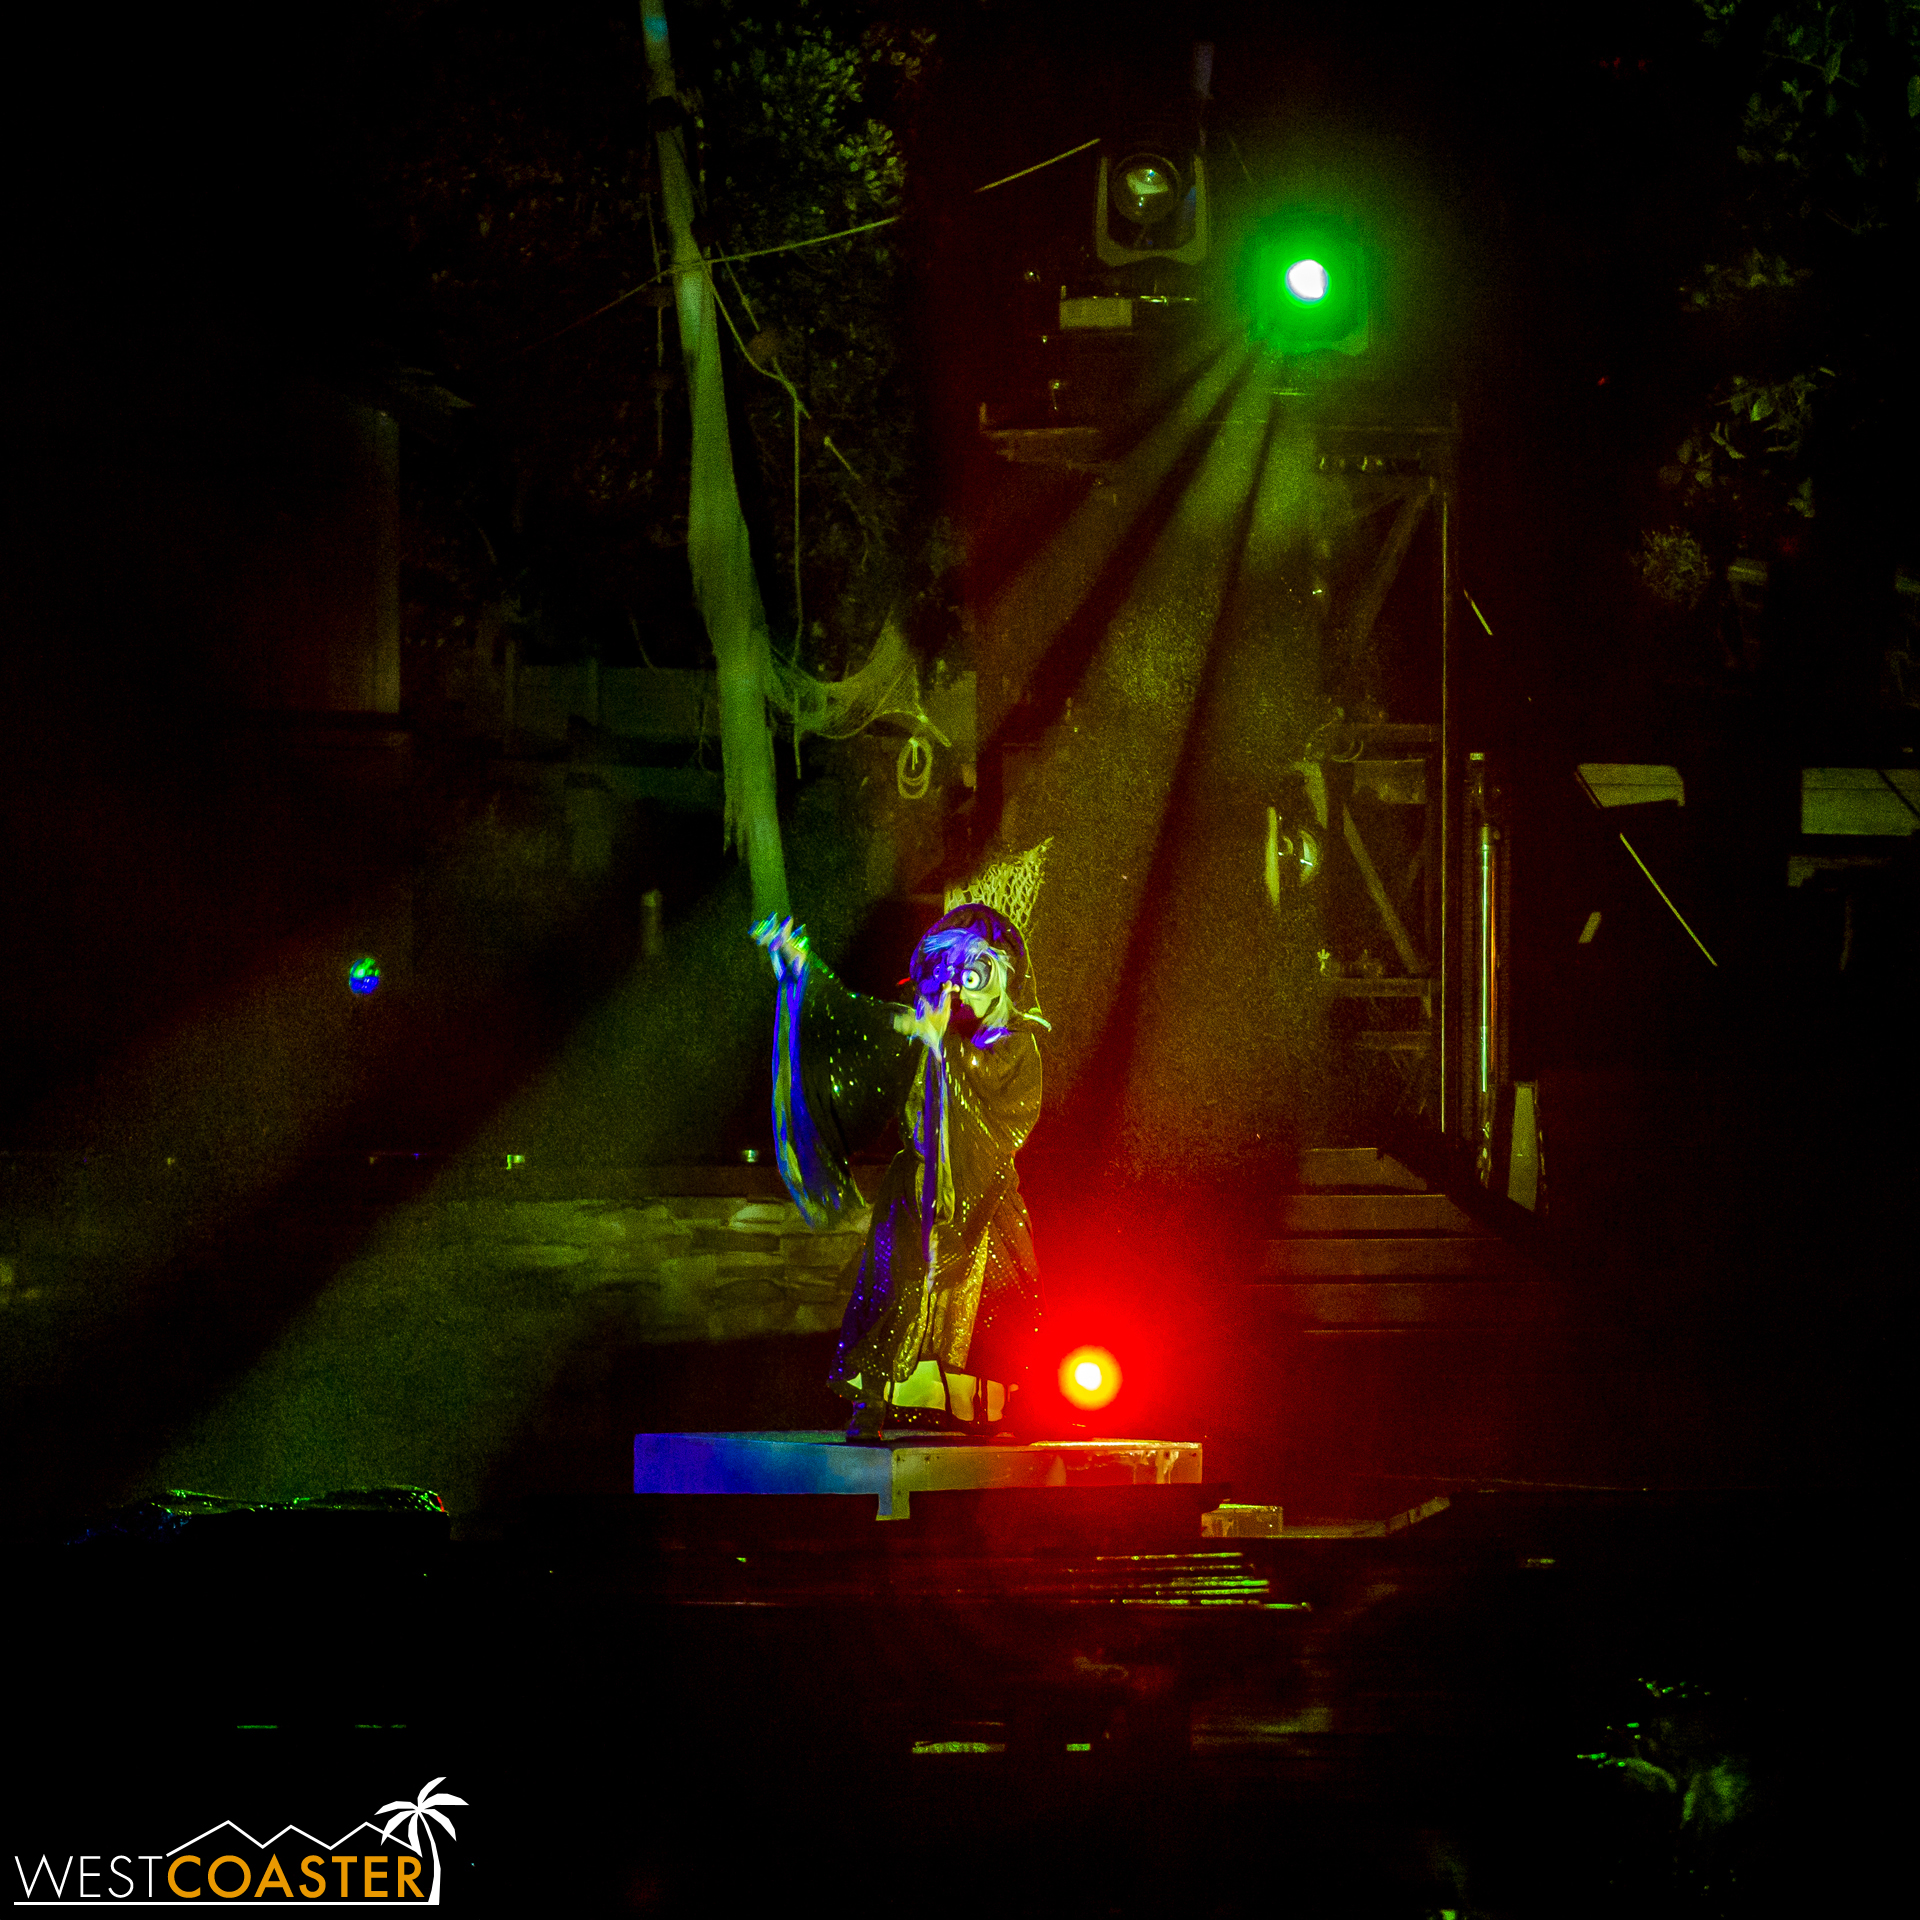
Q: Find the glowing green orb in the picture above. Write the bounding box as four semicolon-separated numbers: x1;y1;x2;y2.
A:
1285;258;1329;302
348;956;382;997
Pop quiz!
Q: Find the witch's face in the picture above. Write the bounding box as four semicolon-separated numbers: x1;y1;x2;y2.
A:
916;931;1012;1030
956;946;1008;1024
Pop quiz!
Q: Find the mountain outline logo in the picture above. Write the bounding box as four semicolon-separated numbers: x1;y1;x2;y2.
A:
13;1779;469;1905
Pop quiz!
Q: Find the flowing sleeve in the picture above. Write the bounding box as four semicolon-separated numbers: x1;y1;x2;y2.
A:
772;957;919;1228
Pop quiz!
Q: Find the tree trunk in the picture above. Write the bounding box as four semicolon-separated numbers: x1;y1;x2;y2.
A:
641;0;789;918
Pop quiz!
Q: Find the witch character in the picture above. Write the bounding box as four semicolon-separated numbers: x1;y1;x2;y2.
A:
752;844;1051;1442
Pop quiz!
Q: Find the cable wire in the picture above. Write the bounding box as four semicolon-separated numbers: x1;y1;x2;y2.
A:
504;139;1102;362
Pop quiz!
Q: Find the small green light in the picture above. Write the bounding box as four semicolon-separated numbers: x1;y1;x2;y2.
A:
1066;1742;1092;1752
1286;258;1329;302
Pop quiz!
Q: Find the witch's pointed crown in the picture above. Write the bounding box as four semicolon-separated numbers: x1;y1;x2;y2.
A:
944;838;1052;937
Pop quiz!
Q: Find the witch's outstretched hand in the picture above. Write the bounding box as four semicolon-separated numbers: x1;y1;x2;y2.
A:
750;914;808;983
892;983;954;1048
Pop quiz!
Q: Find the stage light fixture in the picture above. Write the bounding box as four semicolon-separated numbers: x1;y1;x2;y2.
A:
1243;211;1370;357
1059;1345;1121;1411
348;955;383;997
1095;147;1209;265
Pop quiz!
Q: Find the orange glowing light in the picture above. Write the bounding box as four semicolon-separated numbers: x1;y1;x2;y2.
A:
1059;1345;1121;1411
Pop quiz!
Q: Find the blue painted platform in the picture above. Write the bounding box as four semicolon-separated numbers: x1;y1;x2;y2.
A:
633;1432;1205;1521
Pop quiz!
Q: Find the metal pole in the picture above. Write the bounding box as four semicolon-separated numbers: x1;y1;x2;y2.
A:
1464;750;1504;1184
1475;759;1493;1180
1437;481;1451;1135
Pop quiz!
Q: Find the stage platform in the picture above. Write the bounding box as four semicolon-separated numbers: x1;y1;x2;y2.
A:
634;1431;1205;1521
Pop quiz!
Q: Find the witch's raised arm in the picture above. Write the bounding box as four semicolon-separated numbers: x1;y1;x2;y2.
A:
750;914;809;983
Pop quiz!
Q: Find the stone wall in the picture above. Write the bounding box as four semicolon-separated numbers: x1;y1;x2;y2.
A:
5;1160;880;1517
395;1188;870;1342
1;1161;872;1346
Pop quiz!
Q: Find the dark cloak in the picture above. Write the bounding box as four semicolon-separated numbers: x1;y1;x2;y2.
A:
770;906;1044;1401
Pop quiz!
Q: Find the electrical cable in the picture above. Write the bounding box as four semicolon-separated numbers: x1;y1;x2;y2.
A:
505;138;1102;361
969;136;1100;195
1874;765;1920;824
1617;833;1719;967
1574;771;1719;966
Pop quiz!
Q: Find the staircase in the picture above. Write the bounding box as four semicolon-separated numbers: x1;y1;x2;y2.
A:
1232;1149;1570;1491
1256;1148;1548;1322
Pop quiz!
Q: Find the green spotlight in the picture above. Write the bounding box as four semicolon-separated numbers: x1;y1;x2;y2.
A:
1285;258;1329;303
1243;212;1369;358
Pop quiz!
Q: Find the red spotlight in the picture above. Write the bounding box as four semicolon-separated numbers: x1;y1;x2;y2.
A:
1058;1345;1121;1412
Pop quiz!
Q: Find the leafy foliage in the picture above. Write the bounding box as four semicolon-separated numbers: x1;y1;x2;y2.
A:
1637;1;1919;657
1698;0;1920;231
1574;1676;1757;1914
1677;246;1811;310
685;0;948;670
1635;527;1718;607
363;1;948;676
1659;370;1829;503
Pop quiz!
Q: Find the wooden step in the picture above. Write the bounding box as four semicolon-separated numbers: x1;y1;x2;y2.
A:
1272;1192;1480;1235
1257;1236;1535;1279
1295;1149;1426;1192
1250;1279;1562;1326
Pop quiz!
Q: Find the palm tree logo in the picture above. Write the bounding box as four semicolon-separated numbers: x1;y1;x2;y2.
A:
376;1778;468;1905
